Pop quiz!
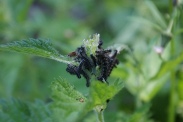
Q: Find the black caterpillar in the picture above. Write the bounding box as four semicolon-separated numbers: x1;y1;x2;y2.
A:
66;39;119;87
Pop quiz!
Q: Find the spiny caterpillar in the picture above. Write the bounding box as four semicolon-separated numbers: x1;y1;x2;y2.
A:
66;38;119;87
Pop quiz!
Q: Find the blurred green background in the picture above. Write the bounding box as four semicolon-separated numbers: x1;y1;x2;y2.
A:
0;0;183;122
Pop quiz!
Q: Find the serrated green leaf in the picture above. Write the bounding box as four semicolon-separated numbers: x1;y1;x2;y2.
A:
0;98;52;122
75;80;124;122
0;38;74;64
51;77;86;102
50;77;86;122
84;79;123;111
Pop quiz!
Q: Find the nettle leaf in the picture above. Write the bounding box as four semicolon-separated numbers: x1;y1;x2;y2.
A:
75;80;123;122
91;79;123;104
50;77;86;122
0;38;74;64
0;98;52;122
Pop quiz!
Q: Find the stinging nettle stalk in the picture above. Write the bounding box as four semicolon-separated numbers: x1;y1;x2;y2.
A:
66;34;119;87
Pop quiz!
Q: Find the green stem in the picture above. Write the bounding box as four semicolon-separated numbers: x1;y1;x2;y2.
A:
168;32;175;122
94;105;105;122
168;70;176;122
96;110;104;122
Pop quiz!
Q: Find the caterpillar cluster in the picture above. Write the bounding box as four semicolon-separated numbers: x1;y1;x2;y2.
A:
66;40;119;87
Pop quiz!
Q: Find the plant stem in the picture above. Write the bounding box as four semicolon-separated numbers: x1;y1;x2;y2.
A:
96;110;104;122
168;31;175;122
94;105;105;122
168;70;176;122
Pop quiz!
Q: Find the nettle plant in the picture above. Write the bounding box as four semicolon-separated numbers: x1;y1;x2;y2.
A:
0;34;123;122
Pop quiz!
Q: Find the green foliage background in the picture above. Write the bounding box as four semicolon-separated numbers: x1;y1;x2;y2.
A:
0;0;183;122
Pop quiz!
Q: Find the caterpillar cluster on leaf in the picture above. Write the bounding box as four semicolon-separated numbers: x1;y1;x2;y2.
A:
66;39;119;87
